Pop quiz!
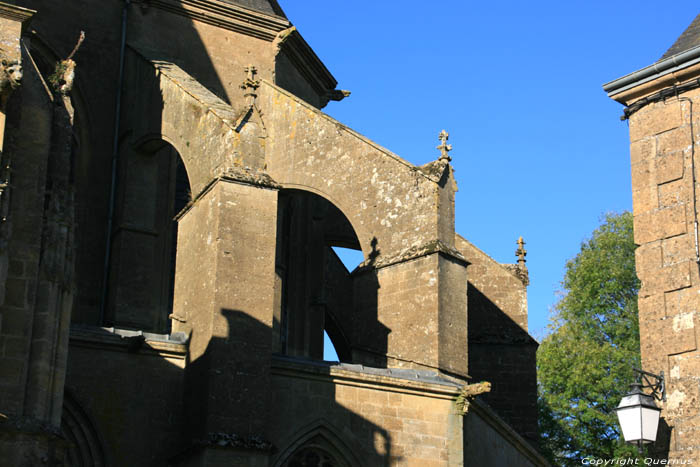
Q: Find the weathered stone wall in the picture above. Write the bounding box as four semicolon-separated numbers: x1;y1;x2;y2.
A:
14;0;124;326
454;234;537;442
351;252;468;377
65;329;187;466
466;341;538;443
171;178;278;458
128;3;277;110
622;83;700;461
463;399;547;467
269;357;464;467
14;0;330;329
259;80;469;376
0;10;76;464
260;81;454;256
456;235;528;330
0;15;48;423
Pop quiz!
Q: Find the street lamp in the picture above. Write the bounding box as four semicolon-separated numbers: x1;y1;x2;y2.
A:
615;369;665;453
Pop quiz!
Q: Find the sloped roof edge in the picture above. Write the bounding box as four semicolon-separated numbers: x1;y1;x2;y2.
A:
220;0;287;19
661;14;700;61
603;43;700;98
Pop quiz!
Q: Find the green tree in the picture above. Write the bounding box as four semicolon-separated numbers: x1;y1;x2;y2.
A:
537;212;641;466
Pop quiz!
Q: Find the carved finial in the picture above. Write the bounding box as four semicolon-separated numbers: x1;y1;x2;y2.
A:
516;236;527;266
244;65;257;83
437;129;452;162
241;64;261;107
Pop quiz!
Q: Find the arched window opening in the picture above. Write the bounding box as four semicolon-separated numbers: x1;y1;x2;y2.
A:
277;430;355;467
275;190;360;361
61;392;106;467
286;446;338;467
106;140;191;333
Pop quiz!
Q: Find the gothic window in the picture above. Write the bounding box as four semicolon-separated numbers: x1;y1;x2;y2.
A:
286;446;338;467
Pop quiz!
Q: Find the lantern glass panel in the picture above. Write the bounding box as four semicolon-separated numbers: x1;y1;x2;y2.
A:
641;406;661;443
617;406;642;442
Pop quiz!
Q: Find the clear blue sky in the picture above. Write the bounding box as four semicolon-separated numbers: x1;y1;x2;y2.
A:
279;1;700;352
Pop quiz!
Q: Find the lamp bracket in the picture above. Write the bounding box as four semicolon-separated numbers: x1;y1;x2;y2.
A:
633;368;666;402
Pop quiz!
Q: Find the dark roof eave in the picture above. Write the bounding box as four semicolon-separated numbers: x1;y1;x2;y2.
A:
603;44;700;98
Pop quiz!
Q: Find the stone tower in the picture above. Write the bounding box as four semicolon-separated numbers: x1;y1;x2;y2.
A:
605;13;700;462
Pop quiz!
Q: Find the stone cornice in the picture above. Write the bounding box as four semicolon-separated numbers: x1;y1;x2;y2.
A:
609;61;700;106
604;44;700;104
0;2;35;23
147;0;290;41
69;325;188;359
271;355;461;399
175;167;280;221
273;27;340;106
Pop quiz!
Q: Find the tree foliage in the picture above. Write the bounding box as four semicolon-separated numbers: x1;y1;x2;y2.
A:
537;212;641;465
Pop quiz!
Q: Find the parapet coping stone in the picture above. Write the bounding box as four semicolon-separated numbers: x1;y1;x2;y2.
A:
272;354;464;398
0;2;35;23
69;324;188;357
260;80;450;186
352;239;468;274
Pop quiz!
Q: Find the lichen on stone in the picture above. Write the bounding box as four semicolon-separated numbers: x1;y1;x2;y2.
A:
354;239;467;272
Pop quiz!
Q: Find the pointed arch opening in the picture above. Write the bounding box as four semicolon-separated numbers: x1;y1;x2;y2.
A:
274;423;360;467
105;139;191;332
274;189;361;362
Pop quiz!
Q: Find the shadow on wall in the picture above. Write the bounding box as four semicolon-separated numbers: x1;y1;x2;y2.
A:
181;308;395;466
349;237;390;369
649;418;671;461
63;309;395;465
50;3;396;464
467;283;539;445
15;0;233;326
63;328;189;466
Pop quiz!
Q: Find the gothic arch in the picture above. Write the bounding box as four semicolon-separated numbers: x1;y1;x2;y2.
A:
122;46;247;197
260;80;451;260
106;137;191;331
275;188;359;359
279;183;368;257
61;391;106;467
129;133;193;190
273;422;361;467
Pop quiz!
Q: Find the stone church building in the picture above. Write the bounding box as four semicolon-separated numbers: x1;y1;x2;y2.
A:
0;1;545;465
605;13;700;464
